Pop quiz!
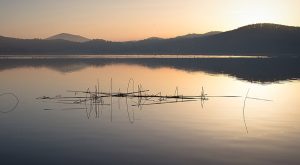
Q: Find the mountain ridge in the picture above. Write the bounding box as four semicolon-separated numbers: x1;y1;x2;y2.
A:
46;33;90;43
1;23;300;56
174;31;222;39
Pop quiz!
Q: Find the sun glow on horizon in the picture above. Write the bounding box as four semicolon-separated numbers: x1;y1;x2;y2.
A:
228;0;293;29
233;8;280;25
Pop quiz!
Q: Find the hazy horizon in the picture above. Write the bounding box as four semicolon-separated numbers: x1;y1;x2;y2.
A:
1;0;300;41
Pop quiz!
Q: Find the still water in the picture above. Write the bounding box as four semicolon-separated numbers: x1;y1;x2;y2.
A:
0;57;300;164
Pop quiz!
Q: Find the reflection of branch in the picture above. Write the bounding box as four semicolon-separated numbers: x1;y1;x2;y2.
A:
243;89;250;134
126;97;135;124
132;99;197;106
0;93;19;114
110;78;113;122
242;89;273;134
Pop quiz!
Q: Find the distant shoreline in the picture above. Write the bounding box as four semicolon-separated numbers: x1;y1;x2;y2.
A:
0;54;273;60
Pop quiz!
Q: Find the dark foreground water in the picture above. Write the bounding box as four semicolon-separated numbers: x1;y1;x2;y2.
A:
0;57;300;165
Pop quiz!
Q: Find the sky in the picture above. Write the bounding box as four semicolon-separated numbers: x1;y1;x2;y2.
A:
0;0;299;41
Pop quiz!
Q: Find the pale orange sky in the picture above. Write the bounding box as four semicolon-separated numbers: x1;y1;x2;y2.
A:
0;0;299;41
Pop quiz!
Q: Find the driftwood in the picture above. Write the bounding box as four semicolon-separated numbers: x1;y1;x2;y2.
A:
37;79;270;107
37;79;272;133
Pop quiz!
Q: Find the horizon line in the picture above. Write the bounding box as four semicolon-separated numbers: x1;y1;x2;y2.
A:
1;22;298;42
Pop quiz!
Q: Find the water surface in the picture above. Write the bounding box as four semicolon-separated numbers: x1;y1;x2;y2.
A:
0;57;300;164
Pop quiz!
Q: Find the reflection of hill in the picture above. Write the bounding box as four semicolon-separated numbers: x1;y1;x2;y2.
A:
0;58;299;83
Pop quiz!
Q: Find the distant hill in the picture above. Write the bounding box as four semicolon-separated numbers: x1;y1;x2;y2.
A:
187;23;300;55
1;23;300;56
174;31;221;39
46;33;90;43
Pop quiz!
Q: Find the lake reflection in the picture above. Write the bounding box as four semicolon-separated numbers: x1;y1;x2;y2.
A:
0;58;300;165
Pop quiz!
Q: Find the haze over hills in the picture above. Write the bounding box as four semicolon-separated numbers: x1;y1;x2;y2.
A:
0;23;300;56
46;33;90;43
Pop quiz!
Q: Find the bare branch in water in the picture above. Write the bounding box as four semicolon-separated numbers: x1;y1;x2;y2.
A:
36;79;272;129
0;92;19;114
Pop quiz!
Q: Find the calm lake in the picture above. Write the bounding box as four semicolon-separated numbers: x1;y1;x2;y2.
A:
0;56;300;164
